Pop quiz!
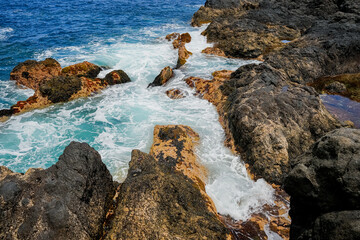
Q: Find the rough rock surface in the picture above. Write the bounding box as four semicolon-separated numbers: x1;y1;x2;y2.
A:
1;60;131;120
284;128;360;240
102;70;131;86
188;0;360;184
173;33;193;68
10;58;61;89
103;126;231;239
0;142;115;240
166;89;185;99
61;61;101;78
202;47;226;57
148;66;173;87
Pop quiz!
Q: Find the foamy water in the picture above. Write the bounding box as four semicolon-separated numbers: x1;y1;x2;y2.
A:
0;24;275;225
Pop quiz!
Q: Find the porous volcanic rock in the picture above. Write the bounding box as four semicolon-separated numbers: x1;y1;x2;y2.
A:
0;142;115;240
103;70;131;85
284;128;360;240
103;125;231;239
202;47;226;57
10;58;61;89
166;88;185;99
148;66;174;87
61;61;101;78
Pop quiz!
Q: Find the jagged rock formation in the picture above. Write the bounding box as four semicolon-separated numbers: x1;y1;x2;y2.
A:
0;142;115;240
148;66;174;87
284;128;360;240
102;125;231;239
0;60;131;121
10;58;61;89
166;89;185;99
187;0;360;184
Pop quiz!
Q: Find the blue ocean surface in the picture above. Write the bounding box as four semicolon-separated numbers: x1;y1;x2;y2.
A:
0;0;279;225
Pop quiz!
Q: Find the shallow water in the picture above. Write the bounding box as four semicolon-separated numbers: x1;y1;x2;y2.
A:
321;94;360;128
0;0;276;224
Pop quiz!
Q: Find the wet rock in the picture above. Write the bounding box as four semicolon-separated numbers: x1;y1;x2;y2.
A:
61;61;101;78
103;126;231;239
148;66;173;87
102;70;131;85
310;73;360;102
325;81;347;94
0;142;115;240
284;128;360;240
39;75;82;103
10;58;61;89
202;47;226;57
166;89;185;99
167;33;193;68
165;32;180;41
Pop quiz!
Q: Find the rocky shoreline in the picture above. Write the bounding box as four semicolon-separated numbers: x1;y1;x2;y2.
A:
1;0;360;239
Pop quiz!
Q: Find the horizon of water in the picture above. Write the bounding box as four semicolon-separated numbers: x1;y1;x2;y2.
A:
0;0;280;232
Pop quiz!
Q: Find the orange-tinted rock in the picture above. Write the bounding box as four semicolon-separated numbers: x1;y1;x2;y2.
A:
148;66;173;87
180;33;192;43
102;126;231;239
10;58;61;90
102;70;131;85
202;47;226;57
166;89;185;99
165;32;180;41
172;39;180;49
185;70;235;151
176;44;192;69
61;61;101;78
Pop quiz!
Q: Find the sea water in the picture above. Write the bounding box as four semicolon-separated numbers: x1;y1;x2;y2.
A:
0;0;276;226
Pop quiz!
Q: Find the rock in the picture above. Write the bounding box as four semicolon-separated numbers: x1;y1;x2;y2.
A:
148;66;173;87
202;47;226;57
0;142;115;240
102;70;131;85
61;61;101;78
10;58;61;90
180;33;192;43
165;32;180;41
176;44;192;69
313;211;360;240
284;128;360;240
103;126;231;239
325;81;347;94
39;75;82;103
310;73;360;102
166;89;185;99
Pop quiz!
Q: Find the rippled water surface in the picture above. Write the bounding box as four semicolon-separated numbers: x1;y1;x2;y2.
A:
0;0;276;223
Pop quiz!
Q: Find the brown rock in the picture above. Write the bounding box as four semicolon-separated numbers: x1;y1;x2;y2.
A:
61;61;101;78
202;47;226;57
10;58;61;90
165;32;180;41
102;70;131;85
176;44;192;69
166;89;185;99
148;66;173;87
180;33;192;43
0;142;115;240
102;126;231;239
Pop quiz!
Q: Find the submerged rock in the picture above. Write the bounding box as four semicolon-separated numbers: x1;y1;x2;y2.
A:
61;61;101;78
148;66;173;87
284;128;360;240
166;88;185;99
103;125;231;239
10;58;62;90
0;142;115;240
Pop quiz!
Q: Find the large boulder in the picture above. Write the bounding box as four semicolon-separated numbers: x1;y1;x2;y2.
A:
103;125;231;239
0;142;115;240
61;61;101;78
284;128;360;239
10;58;61;90
148;66;174;87
102;70;131;86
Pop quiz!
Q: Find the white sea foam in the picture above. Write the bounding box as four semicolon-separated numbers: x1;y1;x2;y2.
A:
0;24;275;226
0;27;13;41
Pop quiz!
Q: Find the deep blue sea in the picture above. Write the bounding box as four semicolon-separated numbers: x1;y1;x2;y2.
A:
0;0;282;230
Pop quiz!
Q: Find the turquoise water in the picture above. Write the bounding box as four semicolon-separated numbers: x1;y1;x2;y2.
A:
0;0;279;227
